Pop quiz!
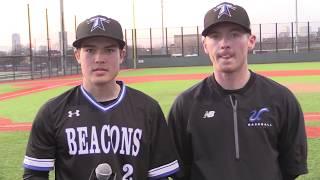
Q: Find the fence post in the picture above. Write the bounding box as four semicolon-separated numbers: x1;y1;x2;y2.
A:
132;29;137;68
275;23;278;52
149;28;153;55
259;24;262;52
196;26;200;56
308;21;310;52
165;27;168;55
181;27;184;56
291;22;294;53
46;8;51;78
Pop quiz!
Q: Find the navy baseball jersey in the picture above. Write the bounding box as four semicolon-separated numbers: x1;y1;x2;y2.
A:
23;81;179;179
168;71;307;180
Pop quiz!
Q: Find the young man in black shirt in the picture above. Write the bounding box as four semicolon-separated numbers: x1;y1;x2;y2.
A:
168;2;308;180
23;15;179;180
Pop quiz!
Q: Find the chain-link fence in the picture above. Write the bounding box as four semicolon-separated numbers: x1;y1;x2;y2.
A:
1;5;320;81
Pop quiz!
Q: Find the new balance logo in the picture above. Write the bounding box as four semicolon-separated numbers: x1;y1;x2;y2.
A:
68;110;80;117
203;111;215;118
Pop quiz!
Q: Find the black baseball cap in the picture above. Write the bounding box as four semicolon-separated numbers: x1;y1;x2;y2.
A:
73;15;125;48
202;2;251;36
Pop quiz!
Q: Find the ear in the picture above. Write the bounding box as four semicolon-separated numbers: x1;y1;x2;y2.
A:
74;48;81;64
202;37;209;54
119;48;126;64
247;34;256;51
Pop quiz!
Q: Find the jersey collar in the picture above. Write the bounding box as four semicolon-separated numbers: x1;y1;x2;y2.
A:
80;81;126;112
209;70;256;96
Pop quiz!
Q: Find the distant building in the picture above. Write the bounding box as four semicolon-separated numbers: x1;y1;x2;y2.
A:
279;26;290;38
12;33;22;55
299;26;309;36
173;34;202;56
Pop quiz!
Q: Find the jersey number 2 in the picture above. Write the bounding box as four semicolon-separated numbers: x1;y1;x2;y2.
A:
122;164;133;180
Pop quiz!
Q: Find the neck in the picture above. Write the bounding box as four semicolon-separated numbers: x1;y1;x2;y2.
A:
214;69;251;90
82;81;121;102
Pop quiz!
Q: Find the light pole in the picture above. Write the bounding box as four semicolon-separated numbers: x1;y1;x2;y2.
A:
161;0;164;48
132;0;137;68
60;0;66;74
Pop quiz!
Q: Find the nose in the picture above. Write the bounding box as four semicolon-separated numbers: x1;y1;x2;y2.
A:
220;37;231;49
94;51;106;64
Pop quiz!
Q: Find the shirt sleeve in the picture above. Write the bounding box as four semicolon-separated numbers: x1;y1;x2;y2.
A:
148;103;180;179
23;102;56;172
278;90;308;178
23;168;49;180
167;96;192;180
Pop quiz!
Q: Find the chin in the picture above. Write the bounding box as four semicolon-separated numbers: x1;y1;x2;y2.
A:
91;78;112;85
216;64;235;73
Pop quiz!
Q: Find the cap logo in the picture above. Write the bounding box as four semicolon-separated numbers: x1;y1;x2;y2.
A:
87;16;111;32
213;3;236;19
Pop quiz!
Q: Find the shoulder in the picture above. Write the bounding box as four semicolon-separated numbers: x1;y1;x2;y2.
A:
253;72;298;102
39;86;79;115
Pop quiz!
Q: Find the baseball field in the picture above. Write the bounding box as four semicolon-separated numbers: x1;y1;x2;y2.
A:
0;62;319;179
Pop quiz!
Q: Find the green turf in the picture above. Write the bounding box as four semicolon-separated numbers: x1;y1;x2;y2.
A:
249;62;320;71
0;131;29;180
0;84;23;94
0;131;318;180
0;131;55;180
119;66;212;76
295;92;320;113
0;63;319;179
271;76;320;83
297;139;320;180
118;62;320;77
128;80;200;114
305;121;320;127
0;78;318;122
0;86;72;122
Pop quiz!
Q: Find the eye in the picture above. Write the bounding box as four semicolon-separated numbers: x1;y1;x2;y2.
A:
84;48;94;53
208;33;220;39
231;32;241;38
105;48;116;53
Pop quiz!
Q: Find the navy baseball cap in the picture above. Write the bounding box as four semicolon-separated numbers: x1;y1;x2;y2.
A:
73;15;125;48
202;2;251;36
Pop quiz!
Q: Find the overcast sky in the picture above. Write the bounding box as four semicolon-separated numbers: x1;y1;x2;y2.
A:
0;0;319;49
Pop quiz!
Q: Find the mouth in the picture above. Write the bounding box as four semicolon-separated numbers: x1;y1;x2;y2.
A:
92;68;108;72
92;68;109;75
218;52;233;60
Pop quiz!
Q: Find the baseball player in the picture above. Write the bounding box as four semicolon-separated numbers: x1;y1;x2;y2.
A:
168;2;308;180
23;15;179;180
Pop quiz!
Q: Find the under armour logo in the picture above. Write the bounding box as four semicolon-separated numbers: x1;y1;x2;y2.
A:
214;3;236;19
87;16;111;32
68;110;80;118
249;108;269;122
203;111;215;118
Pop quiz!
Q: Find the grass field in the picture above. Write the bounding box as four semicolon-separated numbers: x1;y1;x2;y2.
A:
0;62;319;179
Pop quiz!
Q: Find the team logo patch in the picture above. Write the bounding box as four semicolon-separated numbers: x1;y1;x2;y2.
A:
87;16;111;32
203;110;215;118
248;108;272;127
68;110;80;118
213;3;236;19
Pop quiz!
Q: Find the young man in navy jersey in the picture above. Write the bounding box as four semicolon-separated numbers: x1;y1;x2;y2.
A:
168;2;308;180
23;15;179;180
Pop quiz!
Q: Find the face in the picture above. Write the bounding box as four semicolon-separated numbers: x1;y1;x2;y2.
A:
74;37;125;88
203;23;256;74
